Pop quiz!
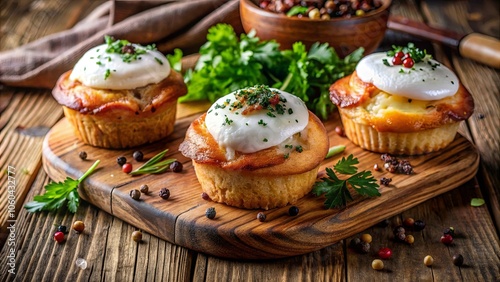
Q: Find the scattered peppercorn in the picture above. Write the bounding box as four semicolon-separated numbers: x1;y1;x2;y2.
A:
54;231;65;243
206;207;216;219
130;189;141;200
140;184;149;194
357;241;371;253
288;206;299;216
257;212;266;222
373;163;380;171
335;126;344;137
349;237;361;249
403;217;415;228
79;151;87;160
170;161;183;173
413;220;426;231
393;225;405;235
117;156;127;166
133;151;144;161
132;230;142;242
378;247;392;259
440;234;453;245
57;225;68;234
395;232;406;242
405;234;415;244
122;163;132;173
380;177;392;186
477;113;485;119
122;44;136;54
371;259;384;270
452;254;464;266
201;192;211;201
424;255;434;266
72;221;85;233
380;154;414;174
361;233;372;244
159;188;170;200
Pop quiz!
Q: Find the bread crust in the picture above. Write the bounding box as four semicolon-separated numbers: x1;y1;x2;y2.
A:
179;111;329;176
52;69;186;115
329;71;474;133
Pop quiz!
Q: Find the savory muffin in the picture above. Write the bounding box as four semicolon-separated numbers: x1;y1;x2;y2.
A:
179;85;329;210
52;36;187;148
329;45;474;155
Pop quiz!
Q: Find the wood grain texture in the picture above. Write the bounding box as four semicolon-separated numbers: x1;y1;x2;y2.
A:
42;108;479;259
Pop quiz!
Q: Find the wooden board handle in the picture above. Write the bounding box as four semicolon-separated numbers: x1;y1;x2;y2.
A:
459;33;500;69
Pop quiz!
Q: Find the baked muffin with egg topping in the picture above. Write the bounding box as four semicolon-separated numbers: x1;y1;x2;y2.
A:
52;36;187;148
180;85;329;210
329;44;474;155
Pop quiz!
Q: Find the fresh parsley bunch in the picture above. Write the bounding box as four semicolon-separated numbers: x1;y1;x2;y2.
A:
312;155;380;209
175;24;363;120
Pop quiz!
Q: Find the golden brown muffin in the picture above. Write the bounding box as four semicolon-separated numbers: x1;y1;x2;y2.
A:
180;88;329;210
330;71;474;155
52;69;186;148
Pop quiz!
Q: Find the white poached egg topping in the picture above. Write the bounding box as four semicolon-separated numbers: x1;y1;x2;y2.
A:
356;52;459;100
205;86;309;160
70;41;170;90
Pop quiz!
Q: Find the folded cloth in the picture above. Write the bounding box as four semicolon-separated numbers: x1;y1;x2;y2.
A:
0;0;241;89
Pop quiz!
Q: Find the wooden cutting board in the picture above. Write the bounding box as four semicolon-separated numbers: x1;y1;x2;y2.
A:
42;104;479;259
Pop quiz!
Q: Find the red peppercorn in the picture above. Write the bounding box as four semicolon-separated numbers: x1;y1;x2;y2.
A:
378;247;392;259
394;51;404;58
403;57;415;68
334;126;345;137
54;231;65;243
440;234;453;245
122;163;132;173
392;56;402;65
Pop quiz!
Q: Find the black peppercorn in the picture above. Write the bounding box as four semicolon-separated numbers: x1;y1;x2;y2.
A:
395;232;406;242
257;212;266;222
444;227;455;236
349;237;361;249
357;241;370;253
133;151;144;161
130;189;141;200
380;177;392;186
413;220;426;231
452;254;464;266
140;184;149;194
159;188;170;200
206;207;216;219
288;206;299;216
117;156;127;166
79;151;87;160
170;161;183;173
57;225;68;234
393;225;405;235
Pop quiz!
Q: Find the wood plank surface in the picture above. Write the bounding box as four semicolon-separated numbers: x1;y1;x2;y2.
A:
1;0;499;281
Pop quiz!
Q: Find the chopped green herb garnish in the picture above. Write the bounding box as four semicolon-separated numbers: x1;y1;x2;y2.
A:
129;149;176;175
104;69;111;80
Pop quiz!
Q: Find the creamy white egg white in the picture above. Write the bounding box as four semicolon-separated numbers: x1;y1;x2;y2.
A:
69;43;170;90
205;87;309;160
356;53;459;100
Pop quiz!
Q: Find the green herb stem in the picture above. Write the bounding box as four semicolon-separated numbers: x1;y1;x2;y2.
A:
325;145;346;159
78;160;100;182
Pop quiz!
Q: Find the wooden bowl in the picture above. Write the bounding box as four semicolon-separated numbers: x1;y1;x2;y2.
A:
240;0;392;57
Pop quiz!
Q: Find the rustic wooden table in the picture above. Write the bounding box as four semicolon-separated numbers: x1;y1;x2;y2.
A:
1;0;499;281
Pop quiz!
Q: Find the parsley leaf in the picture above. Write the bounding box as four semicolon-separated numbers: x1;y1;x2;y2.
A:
312;154;380;209
24;160;100;213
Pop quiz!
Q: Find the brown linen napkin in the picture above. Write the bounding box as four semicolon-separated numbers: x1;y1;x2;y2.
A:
0;0;242;89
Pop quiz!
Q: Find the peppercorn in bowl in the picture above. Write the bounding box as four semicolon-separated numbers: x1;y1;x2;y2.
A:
240;0;392;57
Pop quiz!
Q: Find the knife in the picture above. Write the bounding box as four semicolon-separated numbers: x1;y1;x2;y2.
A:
388;15;500;69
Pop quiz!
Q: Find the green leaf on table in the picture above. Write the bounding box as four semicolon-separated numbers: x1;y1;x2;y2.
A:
470;198;485;207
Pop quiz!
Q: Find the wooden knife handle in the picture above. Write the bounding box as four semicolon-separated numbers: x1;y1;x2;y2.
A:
459;33;500;69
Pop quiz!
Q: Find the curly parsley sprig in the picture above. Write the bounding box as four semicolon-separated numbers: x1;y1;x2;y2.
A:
312;155;380;209
25;160;100;213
